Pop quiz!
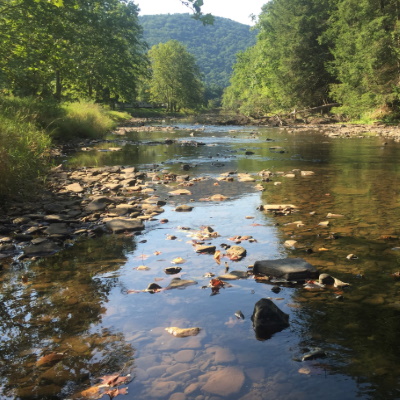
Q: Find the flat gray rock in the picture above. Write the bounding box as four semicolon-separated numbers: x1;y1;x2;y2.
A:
105;218;144;233
44;223;69;235
253;258;318;281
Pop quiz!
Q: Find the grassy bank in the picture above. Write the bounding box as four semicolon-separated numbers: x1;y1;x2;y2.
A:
0;96;131;201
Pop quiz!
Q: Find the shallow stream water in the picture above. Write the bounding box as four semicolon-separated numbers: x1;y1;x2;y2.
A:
2;123;400;399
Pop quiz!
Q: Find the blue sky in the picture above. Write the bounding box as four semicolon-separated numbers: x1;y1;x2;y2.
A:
135;0;266;25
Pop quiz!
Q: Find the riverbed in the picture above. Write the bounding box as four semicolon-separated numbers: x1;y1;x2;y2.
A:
2;123;400;400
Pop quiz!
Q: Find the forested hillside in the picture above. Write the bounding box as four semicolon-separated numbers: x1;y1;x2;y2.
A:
223;0;400;120
139;14;257;88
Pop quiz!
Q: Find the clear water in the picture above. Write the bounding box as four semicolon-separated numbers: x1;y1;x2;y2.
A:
2;124;400;399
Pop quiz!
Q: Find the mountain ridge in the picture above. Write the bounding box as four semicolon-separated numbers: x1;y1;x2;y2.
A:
139;13;257;88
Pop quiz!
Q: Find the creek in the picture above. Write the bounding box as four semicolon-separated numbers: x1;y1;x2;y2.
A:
2;122;400;399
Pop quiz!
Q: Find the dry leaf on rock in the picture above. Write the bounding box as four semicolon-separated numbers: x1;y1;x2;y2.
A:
99;374;130;387
165;326;201;337
210;278;225;288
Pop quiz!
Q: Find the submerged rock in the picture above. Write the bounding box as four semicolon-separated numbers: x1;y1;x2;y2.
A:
202;367;245;396
23;241;61;257
251;298;289;340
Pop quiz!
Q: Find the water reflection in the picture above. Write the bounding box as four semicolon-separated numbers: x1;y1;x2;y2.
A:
0;235;136;399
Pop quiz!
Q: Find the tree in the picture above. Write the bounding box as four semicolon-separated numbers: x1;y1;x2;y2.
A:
223;0;335;115
0;0;148;103
148;40;204;111
323;0;400;118
260;0;334;108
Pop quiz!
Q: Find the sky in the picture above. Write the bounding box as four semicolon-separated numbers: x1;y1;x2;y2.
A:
135;0;266;26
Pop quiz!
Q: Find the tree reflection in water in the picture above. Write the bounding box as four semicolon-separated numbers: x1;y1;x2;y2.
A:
0;235;136;399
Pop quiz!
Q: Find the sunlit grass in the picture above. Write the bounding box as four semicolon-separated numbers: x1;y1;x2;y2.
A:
0;114;51;200
53;102;128;140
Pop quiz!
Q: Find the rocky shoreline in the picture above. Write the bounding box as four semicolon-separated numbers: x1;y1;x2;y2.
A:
0;164;171;262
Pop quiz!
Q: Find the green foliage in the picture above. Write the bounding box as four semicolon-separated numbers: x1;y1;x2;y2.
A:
0;112;51;200
323;0;400;118
53;102;124;140
139;14;257;88
223;0;400;119
223;0;335;115
222;44;273;116
148;40;204;111
0;0;148;103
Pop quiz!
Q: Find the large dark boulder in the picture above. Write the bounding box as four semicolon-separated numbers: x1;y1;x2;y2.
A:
251;298;289;340
253;258;317;281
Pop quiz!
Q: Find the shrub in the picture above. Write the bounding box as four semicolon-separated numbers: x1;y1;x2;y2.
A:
0;115;51;200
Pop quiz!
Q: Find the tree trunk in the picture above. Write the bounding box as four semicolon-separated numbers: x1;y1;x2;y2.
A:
55;70;62;101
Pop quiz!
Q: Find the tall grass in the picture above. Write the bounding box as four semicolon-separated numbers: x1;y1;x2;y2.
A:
53;102;130;140
0;115;51;200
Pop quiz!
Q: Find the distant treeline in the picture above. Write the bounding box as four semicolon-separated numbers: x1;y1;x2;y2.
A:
223;0;400;120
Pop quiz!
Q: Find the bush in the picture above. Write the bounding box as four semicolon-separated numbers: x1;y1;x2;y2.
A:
0;115;51;200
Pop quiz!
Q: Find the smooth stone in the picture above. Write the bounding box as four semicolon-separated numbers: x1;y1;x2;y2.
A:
44;223;69;235
166;363;189;375
105;218;144;233
202;367;245;396
12;217;30;225
284;240;298;249
43;215;64;222
174;350;195;363
213;347;235;363
226;245;246;259
114;204;140;216
65;182;84;193
195;245;216;254
251;298;290;340
169;393;186;400
253;258;318;281
149;381;178;398
147;365;168;378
